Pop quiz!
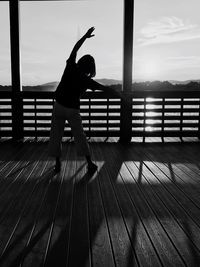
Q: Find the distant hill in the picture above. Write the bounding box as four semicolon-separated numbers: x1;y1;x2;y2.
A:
168;79;200;85
23;82;58;91
23;79;121;91
40;81;59;88
1;79;200;91
95;79;122;85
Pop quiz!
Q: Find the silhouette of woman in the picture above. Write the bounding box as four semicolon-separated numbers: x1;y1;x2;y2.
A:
48;27;119;173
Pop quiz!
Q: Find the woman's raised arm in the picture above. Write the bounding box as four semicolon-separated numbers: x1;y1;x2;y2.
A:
69;27;95;61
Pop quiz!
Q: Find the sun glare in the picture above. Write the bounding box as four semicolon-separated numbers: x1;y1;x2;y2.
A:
142;60;159;79
137;56;161;80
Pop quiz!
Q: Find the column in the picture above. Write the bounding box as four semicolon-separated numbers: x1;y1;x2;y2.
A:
120;0;134;143
9;0;23;140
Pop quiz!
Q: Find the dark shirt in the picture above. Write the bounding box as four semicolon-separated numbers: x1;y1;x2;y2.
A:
55;57;97;109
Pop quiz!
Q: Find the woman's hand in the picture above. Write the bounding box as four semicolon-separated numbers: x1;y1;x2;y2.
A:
69;27;95;59
85;27;95;38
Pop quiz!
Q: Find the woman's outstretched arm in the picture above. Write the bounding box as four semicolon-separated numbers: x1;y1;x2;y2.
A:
69;27;95;61
88;80;122;98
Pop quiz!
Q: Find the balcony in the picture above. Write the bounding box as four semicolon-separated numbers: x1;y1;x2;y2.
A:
1;1;200;266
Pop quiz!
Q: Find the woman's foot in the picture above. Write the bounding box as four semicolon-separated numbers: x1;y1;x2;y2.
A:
85;155;97;174
54;157;61;173
87;162;98;174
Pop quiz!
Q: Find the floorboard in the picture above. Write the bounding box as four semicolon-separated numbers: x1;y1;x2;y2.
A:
0;138;200;267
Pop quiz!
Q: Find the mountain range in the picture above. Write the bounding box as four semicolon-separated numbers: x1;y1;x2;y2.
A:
1;79;200;91
39;78;200;87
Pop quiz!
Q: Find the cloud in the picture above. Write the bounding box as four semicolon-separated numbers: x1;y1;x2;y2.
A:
165;56;200;69
138;17;200;46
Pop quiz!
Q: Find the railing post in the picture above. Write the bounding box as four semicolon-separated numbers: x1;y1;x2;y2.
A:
9;0;23;140
120;93;132;143
120;0;134;143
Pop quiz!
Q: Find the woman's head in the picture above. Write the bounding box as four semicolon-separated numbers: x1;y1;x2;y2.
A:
77;54;96;78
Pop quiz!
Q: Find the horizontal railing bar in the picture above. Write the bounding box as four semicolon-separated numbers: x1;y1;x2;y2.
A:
132;115;200;119
132;108;200;112
22;107;200;113
21;120;199;127
132;100;200;105
22;108;120;113
132;123;199;127
22;114;198;119
131;131;200;137
131;90;200;98
23;115;121;120
22;122;198;128
23;122;120;127
23;100;121;106
21;100;200;106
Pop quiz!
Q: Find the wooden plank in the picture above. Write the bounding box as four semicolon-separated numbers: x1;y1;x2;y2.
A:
0;141;24;173
96;143;160;266
43;146;80;267
110;144;186;266
21;145;69;266
0;144;50;265
41;148;74;267
91;144;139;267
144;145;200;213
153;143;200;185
0;161;54;266
66;158;91;267
87;161;116;267
130;144;200;265
131;160;200;267
0;143;39;201
0;142;45;222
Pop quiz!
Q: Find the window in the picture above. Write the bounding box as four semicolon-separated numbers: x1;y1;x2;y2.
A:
134;0;200;82
21;0;123;88
0;2;11;87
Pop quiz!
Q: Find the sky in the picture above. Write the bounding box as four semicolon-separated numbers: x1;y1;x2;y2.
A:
1;0;200;85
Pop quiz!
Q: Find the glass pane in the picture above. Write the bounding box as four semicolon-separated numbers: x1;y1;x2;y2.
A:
21;0;123;88
134;0;200;82
0;2;11;87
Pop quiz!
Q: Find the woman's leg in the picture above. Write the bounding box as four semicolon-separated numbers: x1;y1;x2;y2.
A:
67;109;97;173
48;102;66;172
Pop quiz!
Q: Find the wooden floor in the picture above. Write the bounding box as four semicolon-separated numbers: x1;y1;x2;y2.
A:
0;137;200;267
